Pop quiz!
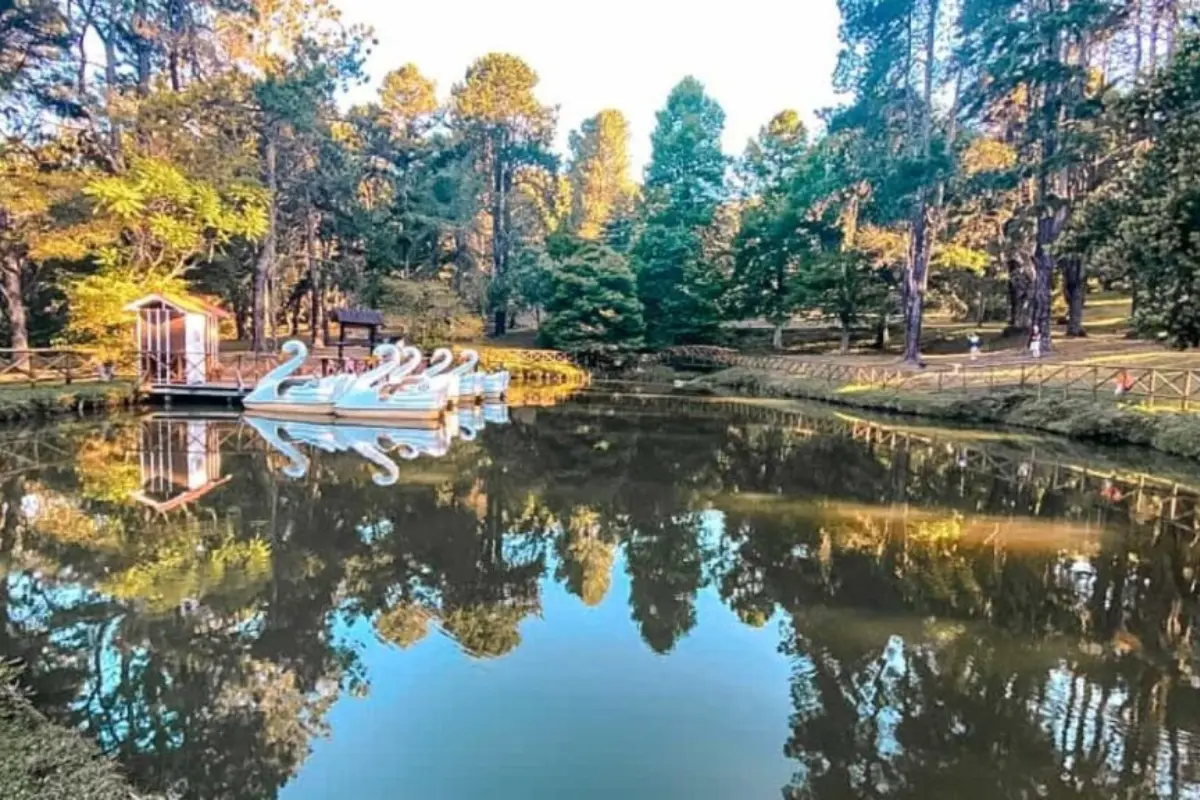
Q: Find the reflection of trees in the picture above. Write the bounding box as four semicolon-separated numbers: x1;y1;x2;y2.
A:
1;406;1199;798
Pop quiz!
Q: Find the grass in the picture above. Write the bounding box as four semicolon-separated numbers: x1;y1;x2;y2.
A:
689;366;1200;461
0;665;141;799
0;382;139;422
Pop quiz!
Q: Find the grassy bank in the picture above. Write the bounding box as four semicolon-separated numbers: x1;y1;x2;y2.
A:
688;366;1200;460
0;382;139;423
0;667;139;799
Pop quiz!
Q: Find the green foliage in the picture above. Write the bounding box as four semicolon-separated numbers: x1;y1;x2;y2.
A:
379;278;484;346
539;243;645;351
1071;34;1200;347
634;77;728;347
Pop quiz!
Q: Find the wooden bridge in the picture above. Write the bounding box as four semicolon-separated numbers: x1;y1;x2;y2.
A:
662;347;1200;411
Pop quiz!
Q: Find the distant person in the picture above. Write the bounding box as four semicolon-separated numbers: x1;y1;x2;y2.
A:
967;330;982;361
1114;370;1136;398
1029;326;1042;359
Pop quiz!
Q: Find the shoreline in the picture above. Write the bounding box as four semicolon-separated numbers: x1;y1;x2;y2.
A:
0;382;140;423
683;366;1200;461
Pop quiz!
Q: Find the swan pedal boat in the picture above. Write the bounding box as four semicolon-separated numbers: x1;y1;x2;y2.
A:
335;344;449;422
242;341;355;416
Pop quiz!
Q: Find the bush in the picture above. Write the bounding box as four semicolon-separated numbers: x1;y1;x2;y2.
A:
539;243;645;352
378;278;484;346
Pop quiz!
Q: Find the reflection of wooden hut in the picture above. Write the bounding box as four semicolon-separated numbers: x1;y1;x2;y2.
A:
126;293;230;385
132;419;229;513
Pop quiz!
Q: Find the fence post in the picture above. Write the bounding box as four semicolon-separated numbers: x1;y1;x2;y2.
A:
937;370;943;393
1092;366;1098;401
1019;363;1027;389
1150;370;1158;407
1185;371;1193;412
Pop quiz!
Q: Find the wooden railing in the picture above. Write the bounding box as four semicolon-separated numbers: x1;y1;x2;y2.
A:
663;347;1200;411
135;346;589;388
0;348;115;385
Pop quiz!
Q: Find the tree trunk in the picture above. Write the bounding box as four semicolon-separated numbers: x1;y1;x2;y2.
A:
490;134;508;338
0;253;30;373
252;132;278;353
1032;219;1055;354
1063;256;1086;337
771;320;785;351
100;16;123;169
902;0;939;365
840;325;851;355
875;306;890;351
904;208;931;363
133;0;151;96
1007;257;1034;330
305;200;323;347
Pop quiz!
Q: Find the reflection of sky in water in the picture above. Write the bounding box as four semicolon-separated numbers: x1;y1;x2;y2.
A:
283;545;794;800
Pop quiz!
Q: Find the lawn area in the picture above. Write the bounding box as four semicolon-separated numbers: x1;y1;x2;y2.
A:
727;293;1200;370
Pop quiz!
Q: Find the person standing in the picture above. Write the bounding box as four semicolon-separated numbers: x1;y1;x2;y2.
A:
967;330;982;360
1029;326;1042;359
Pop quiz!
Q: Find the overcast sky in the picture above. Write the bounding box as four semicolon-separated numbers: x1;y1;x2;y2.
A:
338;0;843;172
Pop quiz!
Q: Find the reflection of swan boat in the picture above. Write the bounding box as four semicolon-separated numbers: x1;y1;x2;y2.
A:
245;414;457;482
244;416;312;478
243;341;354;416
456;404;510;439
335;344;449;422
482;403;510;426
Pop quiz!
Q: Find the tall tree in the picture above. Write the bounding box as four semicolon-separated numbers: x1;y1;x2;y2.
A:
731;110;812;349
451;53;555;336
959;0;1123;352
633;76;728;347
566;108;635;241
833;0;954;364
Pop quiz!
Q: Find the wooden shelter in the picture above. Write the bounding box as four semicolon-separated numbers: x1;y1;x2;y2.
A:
126;293;230;386
330;308;385;358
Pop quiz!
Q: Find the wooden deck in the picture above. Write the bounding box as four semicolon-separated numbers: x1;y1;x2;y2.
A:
146;380;252;401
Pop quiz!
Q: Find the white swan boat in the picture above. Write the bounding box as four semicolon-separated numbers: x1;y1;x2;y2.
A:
389;346;461;402
334;344;449;422
447;349;510;400
243;340;354;416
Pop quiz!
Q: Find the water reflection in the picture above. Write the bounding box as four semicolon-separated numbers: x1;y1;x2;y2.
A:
0;394;1198;798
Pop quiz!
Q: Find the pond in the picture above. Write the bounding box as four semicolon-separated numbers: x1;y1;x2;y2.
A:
2;391;1199;799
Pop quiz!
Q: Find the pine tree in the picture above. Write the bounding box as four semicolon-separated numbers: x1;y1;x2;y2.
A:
1075;33;1200;347
451;53;556;336
633;76;728;347
732;110;811;349
567;109;635;240
539;242;644;351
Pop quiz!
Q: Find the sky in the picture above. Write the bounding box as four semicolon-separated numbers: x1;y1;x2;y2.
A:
337;0;843;172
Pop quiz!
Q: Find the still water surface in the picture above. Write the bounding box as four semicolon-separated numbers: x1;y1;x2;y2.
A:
2;392;1200;799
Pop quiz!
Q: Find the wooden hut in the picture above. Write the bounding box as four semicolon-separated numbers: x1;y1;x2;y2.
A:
329;308;384;358
125;293;229;385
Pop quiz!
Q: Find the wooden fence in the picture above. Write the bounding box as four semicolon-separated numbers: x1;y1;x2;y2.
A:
663;347;1200;411
0;349;105;385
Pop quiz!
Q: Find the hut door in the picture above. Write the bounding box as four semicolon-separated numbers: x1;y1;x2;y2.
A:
184;314;207;385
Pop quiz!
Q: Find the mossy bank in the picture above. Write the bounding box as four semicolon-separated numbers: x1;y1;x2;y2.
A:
687;367;1200;460
0;382;139;423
